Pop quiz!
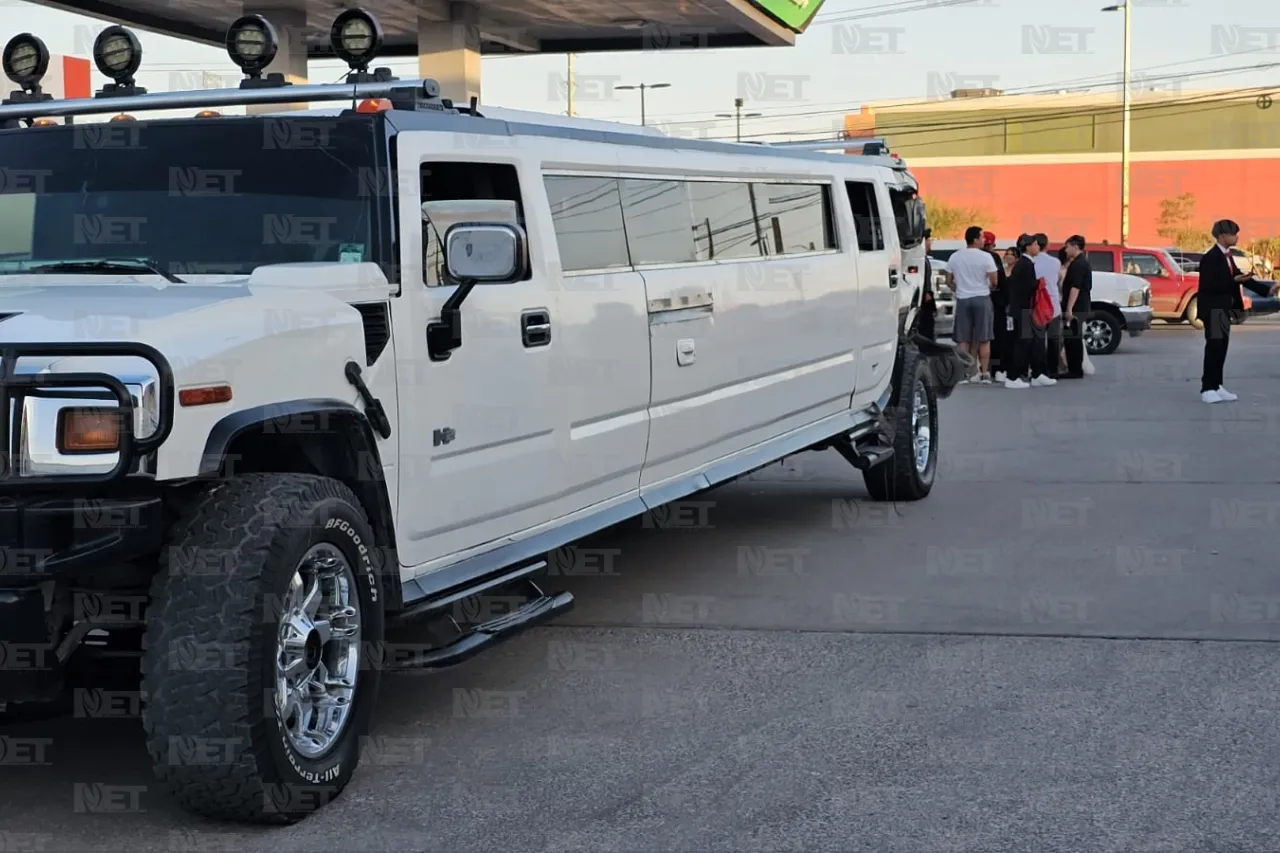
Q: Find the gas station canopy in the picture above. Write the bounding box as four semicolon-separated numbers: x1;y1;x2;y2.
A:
25;0;826;57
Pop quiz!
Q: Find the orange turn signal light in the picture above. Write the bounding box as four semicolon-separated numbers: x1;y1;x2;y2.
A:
57;408;122;454
178;385;233;407
356;98;392;113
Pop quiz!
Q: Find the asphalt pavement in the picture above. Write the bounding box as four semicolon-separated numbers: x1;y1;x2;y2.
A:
4;322;1280;852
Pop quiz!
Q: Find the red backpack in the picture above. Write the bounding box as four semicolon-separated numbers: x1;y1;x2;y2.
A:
1032;276;1055;328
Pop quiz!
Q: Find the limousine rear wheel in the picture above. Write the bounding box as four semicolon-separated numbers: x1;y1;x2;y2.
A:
141;473;384;824
864;346;938;502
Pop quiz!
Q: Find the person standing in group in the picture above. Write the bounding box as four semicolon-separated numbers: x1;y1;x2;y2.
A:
983;232;1013;381
1196;219;1278;403
1060;235;1093;379
1004;235;1055;389
946;225;999;383
1031;233;1064;378
918;228;937;340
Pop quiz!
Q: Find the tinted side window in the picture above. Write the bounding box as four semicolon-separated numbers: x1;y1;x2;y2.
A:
1087;250;1114;272
1122;252;1163;276
887;186;919;249
619;179;696;265
844;181;884;252
688;181;761;260
543;175;630;271
753;183;835;255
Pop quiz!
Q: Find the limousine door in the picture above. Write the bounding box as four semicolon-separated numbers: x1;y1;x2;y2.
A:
391;154;564;572
846;179;897;406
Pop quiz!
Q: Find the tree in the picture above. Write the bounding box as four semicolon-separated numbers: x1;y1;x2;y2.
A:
1156;192;1212;249
923;198;996;239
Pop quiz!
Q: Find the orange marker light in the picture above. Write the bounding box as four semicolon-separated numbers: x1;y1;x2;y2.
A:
57;408;121;453
178;385;233;407
355;98;392;113
32;118;58;127
110;113;137;122
195;110;222;118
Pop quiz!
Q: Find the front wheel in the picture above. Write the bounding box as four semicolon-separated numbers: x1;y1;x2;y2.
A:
864;345;938;502
1083;310;1122;355
141;473;385;824
1184;296;1203;331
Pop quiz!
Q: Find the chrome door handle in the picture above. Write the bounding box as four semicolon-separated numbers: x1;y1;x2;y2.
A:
521;309;551;347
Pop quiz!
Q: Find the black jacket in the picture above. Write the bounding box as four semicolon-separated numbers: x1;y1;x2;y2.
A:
1062;254;1092;313
1198;245;1270;310
1008;255;1038;310
986;249;1009;305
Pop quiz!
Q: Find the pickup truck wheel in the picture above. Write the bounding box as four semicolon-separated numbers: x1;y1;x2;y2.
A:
1184;296;1204;331
140;473;384;825
1084;309;1122;356
863;346;938;502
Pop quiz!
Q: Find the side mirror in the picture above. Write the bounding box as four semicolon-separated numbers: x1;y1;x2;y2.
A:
444;223;525;283
427;221;528;362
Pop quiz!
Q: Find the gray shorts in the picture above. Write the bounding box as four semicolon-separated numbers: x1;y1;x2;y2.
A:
954;296;994;343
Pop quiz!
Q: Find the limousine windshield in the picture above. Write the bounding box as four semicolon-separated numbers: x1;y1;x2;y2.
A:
0;116;387;277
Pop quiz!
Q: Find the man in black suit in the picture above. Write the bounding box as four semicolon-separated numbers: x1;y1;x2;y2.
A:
1060;234;1092;378
1198;219;1277;403
919;229;936;340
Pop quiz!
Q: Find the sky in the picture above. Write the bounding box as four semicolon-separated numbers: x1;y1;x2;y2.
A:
2;0;1277;141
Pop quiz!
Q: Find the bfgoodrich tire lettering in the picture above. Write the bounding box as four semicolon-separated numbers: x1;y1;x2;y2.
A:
141;473;385;824
863;344;938;502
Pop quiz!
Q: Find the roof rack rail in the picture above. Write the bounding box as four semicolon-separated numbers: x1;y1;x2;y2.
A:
754;137;891;155
0;78;454;123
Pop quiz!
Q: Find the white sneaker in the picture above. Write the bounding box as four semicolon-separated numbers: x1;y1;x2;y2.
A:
1201;389;1224;404
1217;387;1239;401
1031;375;1057;387
1005;378;1030;389
978;373;992;385
993;371;1007;383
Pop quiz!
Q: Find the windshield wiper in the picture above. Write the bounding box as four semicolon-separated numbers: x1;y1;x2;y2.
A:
27;257;185;283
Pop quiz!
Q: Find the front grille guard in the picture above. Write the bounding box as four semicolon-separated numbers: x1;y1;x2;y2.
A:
0;342;174;488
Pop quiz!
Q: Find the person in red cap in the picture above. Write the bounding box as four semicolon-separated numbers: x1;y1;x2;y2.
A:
982;231;1013;379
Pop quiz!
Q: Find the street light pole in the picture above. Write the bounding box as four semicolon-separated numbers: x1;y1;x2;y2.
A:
615;82;671;126
716;97;763;142
1104;0;1131;244
566;53;576;117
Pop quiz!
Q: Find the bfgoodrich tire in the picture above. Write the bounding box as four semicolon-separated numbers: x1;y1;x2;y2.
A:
141;473;384;824
864;345;938;502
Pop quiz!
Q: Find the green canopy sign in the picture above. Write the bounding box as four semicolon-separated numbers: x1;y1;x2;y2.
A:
749;0;827;32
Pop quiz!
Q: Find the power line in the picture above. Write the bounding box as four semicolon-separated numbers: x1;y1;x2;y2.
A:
600;49;1280;130
702;83;1280;144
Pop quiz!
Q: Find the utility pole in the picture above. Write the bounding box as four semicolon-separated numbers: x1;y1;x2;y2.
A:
1103;0;1131;244
716;97;762;142
566;53;576;117
615;82;671;126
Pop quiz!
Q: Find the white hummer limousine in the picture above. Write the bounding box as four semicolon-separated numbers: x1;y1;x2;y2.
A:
0;11;963;824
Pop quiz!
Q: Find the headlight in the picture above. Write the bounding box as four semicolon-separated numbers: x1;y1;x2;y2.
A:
1128;289;1145;307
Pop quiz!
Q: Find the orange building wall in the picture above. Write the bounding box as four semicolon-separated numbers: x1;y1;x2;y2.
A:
910;157;1280;246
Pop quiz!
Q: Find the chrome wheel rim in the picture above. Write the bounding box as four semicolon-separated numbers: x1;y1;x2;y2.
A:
1084;318;1112;353
911;378;932;474
275;543;362;759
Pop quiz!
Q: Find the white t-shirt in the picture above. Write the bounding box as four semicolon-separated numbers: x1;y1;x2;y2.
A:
1032;252;1063;317
948;247;998;299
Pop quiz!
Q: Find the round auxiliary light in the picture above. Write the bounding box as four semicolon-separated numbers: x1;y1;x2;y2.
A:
93;26;143;83
2;34;51;90
225;15;278;75
330;9;383;70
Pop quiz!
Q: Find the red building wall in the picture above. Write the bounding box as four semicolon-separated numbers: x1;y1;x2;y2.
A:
910;155;1280;246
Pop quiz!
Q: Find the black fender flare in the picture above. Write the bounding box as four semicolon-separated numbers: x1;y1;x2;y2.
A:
199;399;403;612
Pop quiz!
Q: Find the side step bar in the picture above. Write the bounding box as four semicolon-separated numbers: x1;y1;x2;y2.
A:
389;562;575;672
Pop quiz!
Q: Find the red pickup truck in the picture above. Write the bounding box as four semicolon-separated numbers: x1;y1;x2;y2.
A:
1047;242;1252;329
